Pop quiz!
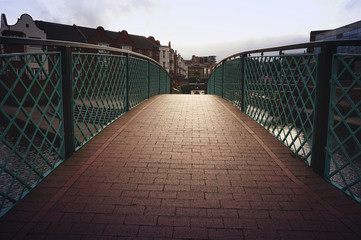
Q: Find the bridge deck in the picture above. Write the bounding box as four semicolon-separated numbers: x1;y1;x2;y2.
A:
1;95;360;239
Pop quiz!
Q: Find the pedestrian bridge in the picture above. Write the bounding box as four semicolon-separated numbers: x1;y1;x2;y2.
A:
0;37;361;239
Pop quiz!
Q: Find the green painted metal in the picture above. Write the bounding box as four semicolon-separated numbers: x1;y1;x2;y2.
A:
326;54;361;202
0;46;170;217
223;59;243;109
244;54;318;164
207;73;214;94
214;66;223;96
149;62;160;97
159;70;167;94
129;57;148;109
72;53;127;149
209;51;361;204
0;52;64;216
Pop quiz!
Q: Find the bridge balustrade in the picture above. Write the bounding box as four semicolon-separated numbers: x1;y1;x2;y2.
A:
0;37;171;216
208;40;361;204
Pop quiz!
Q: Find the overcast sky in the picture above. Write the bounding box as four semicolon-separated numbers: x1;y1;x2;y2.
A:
1;0;361;61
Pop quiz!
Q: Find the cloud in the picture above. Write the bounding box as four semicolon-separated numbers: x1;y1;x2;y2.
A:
178;34;309;62
33;0;156;29
344;0;361;10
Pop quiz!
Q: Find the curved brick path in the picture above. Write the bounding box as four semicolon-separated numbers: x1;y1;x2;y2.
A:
1;95;360;239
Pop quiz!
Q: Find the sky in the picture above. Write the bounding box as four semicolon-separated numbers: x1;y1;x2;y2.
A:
1;0;361;61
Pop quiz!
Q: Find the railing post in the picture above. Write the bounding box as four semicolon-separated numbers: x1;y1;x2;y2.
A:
169;76;172;94
58;46;74;159
125;53;130;111
311;45;337;177
241;55;246;111
158;67;161;94
148;60;150;98
221;62;225;98
213;74;215;94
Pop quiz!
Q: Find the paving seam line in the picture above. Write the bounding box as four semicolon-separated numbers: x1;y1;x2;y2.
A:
215;97;361;237
14;95;161;239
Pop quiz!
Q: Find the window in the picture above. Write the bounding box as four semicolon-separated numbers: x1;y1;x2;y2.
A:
97;43;109;54
137;50;142;54
31;68;45;80
14;68;21;76
12;55;21;61
121;45;132;51
163;62;166;68
163;50;166;58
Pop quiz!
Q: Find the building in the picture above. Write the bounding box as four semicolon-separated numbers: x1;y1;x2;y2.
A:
185;55;216;80
159;41;188;85
177;53;188;79
1;13;191;93
0;14;48;76
1;13;162;62
159;43;171;71
182;55;216;94
310;20;361;85
310;20;361;53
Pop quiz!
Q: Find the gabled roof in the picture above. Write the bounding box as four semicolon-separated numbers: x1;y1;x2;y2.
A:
129;34;158;51
35;19;159;51
74;25;97;40
106;30;121;41
34;21;86;43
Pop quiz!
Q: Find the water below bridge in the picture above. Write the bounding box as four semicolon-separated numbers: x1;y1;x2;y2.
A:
0;95;360;239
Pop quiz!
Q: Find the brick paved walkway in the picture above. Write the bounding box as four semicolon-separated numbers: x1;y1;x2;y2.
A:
1;95;361;240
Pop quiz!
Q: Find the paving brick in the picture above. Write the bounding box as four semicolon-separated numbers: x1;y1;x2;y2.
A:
176;208;208;219
71;223;106;235
103;224;139;236
161;199;191;208
138;226;173;238
91;214;125;224
191;217;223;228
256;219;292;230
173;227;208;239
223;217;258;229
207;209;238;218
114;205;145;215
191;199;220;208
144;206;175;216
83;204;115;214
149;191;177;199
157;216;190;227
60;213;94;223
124;215;158;225
207;228;243;240
47;222;74;234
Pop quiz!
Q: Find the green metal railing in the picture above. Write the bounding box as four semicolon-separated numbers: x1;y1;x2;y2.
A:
326;54;361;202
0;37;171;216
0;51;64;215
244;54;318;163
208;40;361;203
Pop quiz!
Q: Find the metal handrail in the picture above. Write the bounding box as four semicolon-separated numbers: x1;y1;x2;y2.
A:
217;39;361;67
0;36;166;73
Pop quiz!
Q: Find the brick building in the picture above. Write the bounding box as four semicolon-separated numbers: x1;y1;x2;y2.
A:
1;13;189;93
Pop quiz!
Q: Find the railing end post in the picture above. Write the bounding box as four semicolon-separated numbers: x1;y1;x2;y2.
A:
311;45;337;177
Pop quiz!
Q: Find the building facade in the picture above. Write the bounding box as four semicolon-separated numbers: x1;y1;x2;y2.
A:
1;13;189;92
310;20;361;53
185;55;216;80
0;14;49;83
1;13;163;62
